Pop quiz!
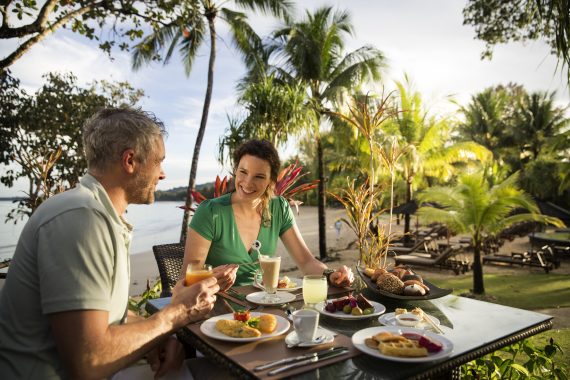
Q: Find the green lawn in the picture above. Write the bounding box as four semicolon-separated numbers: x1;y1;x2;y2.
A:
435;273;570;309
436;273;570;370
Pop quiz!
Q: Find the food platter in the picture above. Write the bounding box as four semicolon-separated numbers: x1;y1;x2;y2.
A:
357;267;452;300
200;312;290;342
315;300;386;320
352;326;453;362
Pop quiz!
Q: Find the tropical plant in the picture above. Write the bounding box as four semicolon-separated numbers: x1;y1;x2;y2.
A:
417;171;564;294
128;279;162;317
131;0;293;243
271;5;386;259
218;73;313;166
0;1;194;71
463;0;570;83
461;337;568;379
0;71;143;222
391;78;491;239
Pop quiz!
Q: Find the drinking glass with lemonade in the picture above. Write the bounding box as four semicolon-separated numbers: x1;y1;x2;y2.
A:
185;263;214;286
302;275;327;308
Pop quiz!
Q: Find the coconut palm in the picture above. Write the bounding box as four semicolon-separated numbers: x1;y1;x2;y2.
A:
391;78;491;239
272;6;386;259
417;172;564;295
131;0;293;241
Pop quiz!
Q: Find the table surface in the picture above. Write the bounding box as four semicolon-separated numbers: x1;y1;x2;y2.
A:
148;287;552;380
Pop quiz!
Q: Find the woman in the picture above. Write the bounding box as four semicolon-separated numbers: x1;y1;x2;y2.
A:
183;139;354;289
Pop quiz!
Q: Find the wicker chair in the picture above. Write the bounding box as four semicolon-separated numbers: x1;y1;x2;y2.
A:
152;243;185;297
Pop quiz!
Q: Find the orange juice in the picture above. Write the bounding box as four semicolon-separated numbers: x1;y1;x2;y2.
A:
185;264;213;286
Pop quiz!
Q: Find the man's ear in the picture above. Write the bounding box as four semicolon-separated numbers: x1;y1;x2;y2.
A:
121;149;136;174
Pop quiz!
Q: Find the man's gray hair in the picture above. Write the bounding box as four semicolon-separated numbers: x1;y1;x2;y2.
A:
83;108;167;169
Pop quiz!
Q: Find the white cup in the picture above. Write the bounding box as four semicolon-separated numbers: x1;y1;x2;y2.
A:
292;309;320;343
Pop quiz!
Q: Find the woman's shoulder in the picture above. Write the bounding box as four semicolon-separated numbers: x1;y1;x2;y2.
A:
195;193;232;212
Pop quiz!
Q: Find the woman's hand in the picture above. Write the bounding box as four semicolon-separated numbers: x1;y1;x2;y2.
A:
329;265;354;287
213;264;238;292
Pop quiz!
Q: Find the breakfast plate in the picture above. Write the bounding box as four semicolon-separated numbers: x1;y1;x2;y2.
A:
352;326;453;362
246;291;296;305
200;312;290;342
378;312;441;330
253;276;302;291
315;300;386;320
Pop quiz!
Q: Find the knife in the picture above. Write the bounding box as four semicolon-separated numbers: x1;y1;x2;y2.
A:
253;346;344;372
267;348;349;376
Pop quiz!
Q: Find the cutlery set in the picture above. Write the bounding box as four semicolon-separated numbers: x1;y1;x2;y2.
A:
253;346;349;375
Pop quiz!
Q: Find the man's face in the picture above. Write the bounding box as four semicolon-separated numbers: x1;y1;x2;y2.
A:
127;137;166;205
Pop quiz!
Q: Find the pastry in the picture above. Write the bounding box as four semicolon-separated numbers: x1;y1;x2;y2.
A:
371;268;388;281
403;283;426;296
379;341;428;357
376;273;404;294
258;314;277;333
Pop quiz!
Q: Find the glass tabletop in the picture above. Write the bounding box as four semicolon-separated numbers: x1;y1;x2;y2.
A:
147;288;552;380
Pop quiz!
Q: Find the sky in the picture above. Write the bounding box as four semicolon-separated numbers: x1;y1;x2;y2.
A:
1;0;569;197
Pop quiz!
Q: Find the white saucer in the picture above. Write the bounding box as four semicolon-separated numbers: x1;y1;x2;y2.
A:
285;328;335;347
246;291;296;305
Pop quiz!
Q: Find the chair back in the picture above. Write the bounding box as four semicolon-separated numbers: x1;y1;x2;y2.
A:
152;243;185;297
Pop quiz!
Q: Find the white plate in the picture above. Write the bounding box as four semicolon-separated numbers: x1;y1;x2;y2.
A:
246;291;296;305
352;326;453;362
254;276;302;291
284;327;335;347
379;312;441;330
315;300;386;320
200;312;290;342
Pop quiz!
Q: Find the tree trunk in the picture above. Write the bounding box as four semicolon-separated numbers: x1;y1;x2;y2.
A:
403;178;412;244
472;238;485;294
179;16;217;242
316;134;328;260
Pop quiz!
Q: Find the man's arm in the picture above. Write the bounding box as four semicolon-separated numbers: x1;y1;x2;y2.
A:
50;278;218;380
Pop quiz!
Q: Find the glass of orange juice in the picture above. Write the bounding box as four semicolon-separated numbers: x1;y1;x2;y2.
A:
185;263;214;286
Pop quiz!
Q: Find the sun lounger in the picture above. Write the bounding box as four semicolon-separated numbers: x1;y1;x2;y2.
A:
388;237;432;256
393;245;467;274
482;245;556;273
0;258;11;279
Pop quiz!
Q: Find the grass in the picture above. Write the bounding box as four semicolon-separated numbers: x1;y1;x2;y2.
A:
436;273;570;369
435;273;570;309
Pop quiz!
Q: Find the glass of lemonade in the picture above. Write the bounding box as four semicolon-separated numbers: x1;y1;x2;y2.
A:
302;275;328;308
185;263;214;286
254;255;281;303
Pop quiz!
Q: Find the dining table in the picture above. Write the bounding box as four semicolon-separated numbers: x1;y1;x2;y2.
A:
146;283;552;380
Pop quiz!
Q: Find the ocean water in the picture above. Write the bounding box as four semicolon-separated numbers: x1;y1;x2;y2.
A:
0;201;186;261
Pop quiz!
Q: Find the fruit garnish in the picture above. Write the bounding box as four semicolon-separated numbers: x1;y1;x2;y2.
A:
402;332;423;341
233;310;250;322
419;336;443;352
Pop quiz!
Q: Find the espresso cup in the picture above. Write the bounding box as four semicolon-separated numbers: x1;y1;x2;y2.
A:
292;309;320;343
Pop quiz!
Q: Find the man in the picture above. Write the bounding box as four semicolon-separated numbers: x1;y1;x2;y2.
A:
0;108;221;379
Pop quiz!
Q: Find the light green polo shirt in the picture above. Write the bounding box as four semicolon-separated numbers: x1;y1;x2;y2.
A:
189;193;294;285
0;174;132;379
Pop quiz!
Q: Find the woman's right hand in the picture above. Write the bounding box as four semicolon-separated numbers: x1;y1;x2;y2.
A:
171;277;219;324
213;264;238;292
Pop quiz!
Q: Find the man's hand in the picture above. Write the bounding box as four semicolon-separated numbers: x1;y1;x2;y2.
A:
213;264;238;292
171;276;219;325
146;336;184;379
329;265;354;287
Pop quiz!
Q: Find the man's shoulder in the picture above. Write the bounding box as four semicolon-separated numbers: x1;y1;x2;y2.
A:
31;186;107;226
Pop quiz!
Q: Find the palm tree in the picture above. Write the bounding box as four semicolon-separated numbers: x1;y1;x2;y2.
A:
417;172;564;295
391;78;491;240
131;0;293;241
272;6;386;259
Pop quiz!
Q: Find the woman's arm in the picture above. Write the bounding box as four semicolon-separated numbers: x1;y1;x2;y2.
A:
280;224;327;274
280;224;354;287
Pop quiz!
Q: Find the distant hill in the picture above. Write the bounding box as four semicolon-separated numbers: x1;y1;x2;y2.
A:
154;181;230;201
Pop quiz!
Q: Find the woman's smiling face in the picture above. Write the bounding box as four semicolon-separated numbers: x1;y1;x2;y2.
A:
234;154;272;201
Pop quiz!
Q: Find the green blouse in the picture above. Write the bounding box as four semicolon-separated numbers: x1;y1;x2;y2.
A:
189;193;295;285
